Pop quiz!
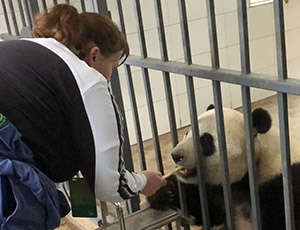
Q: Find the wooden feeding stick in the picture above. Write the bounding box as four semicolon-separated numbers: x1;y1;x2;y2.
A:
163;166;183;179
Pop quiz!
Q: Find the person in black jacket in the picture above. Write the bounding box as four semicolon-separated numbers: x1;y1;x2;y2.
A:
0;4;166;229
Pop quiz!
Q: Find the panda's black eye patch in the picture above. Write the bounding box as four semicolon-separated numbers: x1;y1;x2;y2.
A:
200;133;215;156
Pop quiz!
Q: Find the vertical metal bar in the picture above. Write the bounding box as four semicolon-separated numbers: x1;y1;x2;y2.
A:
154;0;178;148
1;0;12;35
213;83;235;230
40;0;48;13
274;0;295;229
277;93;294;230
115;0;147;171
115;0;126;34
8;0;20;35
115;203;127;230
27;0;40;27
125;67;147;170
80;0;86;12
206;0;234;229
206;0;219;69
177;179;190;230
17;0;26;27
53;0;58;5
177;0;191;65
154;1;177;229
177;0;210;229
237;0;250;75
92;0;109;16
100;201;108;226
237;1;262;230
22;0;33;29
133;0;164;174
274;0;288;81
242;88;261;230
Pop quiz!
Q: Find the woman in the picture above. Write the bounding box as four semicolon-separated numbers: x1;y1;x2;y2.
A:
0;4;166;229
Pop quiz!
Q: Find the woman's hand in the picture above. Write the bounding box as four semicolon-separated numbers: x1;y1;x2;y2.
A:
140;171;167;197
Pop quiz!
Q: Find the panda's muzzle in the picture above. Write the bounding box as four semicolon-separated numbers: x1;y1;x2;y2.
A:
171;152;197;177
177;167;197;178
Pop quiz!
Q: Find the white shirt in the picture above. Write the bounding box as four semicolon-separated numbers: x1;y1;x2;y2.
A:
26;38;147;202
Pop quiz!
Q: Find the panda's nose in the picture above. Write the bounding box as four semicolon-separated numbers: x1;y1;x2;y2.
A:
172;153;184;163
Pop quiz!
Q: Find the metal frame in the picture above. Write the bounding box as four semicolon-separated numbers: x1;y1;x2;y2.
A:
0;0;297;229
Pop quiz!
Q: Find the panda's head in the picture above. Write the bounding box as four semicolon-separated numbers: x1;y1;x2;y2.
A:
172;105;272;185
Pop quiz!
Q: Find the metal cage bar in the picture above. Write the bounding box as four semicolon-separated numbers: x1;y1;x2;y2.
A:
212;82;235;230
8;1;20;36
277;93;294;229
273;1;295;230
80;0;86;12
133;0;164;174
126;56;300;96
153;1;180;229
237;1;262;230
124;65;147;170
177;0;210;229
153;0;178;148
115;0;147;171
22;0;33;29
206;0;235;229
27;0;39;28
41;0;47;10
17;0;26;27
1;0;12;35
40;0;48;13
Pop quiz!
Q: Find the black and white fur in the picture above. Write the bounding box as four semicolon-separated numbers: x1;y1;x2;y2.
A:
149;105;300;229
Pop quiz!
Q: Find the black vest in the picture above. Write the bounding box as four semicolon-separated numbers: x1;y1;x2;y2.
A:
0;40;95;190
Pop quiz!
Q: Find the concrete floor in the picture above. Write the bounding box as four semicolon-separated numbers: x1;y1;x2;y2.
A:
60;94;300;230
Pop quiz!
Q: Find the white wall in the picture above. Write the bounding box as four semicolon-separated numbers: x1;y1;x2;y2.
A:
106;0;300;145
1;0;300;145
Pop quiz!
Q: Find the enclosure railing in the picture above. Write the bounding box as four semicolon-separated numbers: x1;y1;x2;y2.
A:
0;0;297;230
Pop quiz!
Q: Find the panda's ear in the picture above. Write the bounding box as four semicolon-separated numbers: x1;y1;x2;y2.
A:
206;104;215;111
252;108;272;134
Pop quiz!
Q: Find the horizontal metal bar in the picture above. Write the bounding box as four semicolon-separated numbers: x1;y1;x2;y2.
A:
125;56;300;95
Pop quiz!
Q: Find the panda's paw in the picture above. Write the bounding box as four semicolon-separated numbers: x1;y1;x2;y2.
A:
148;175;178;210
148;184;175;210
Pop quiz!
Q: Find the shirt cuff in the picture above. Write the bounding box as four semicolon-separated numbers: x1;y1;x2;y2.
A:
131;172;147;193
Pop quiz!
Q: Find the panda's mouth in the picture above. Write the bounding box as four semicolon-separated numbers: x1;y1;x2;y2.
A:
177;167;197;178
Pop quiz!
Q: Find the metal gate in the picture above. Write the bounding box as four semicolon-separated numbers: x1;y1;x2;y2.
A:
0;0;298;230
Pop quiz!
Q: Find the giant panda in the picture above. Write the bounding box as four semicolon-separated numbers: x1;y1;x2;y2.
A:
149;105;300;230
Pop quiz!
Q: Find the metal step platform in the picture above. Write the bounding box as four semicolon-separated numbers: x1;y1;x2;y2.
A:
98;205;194;230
